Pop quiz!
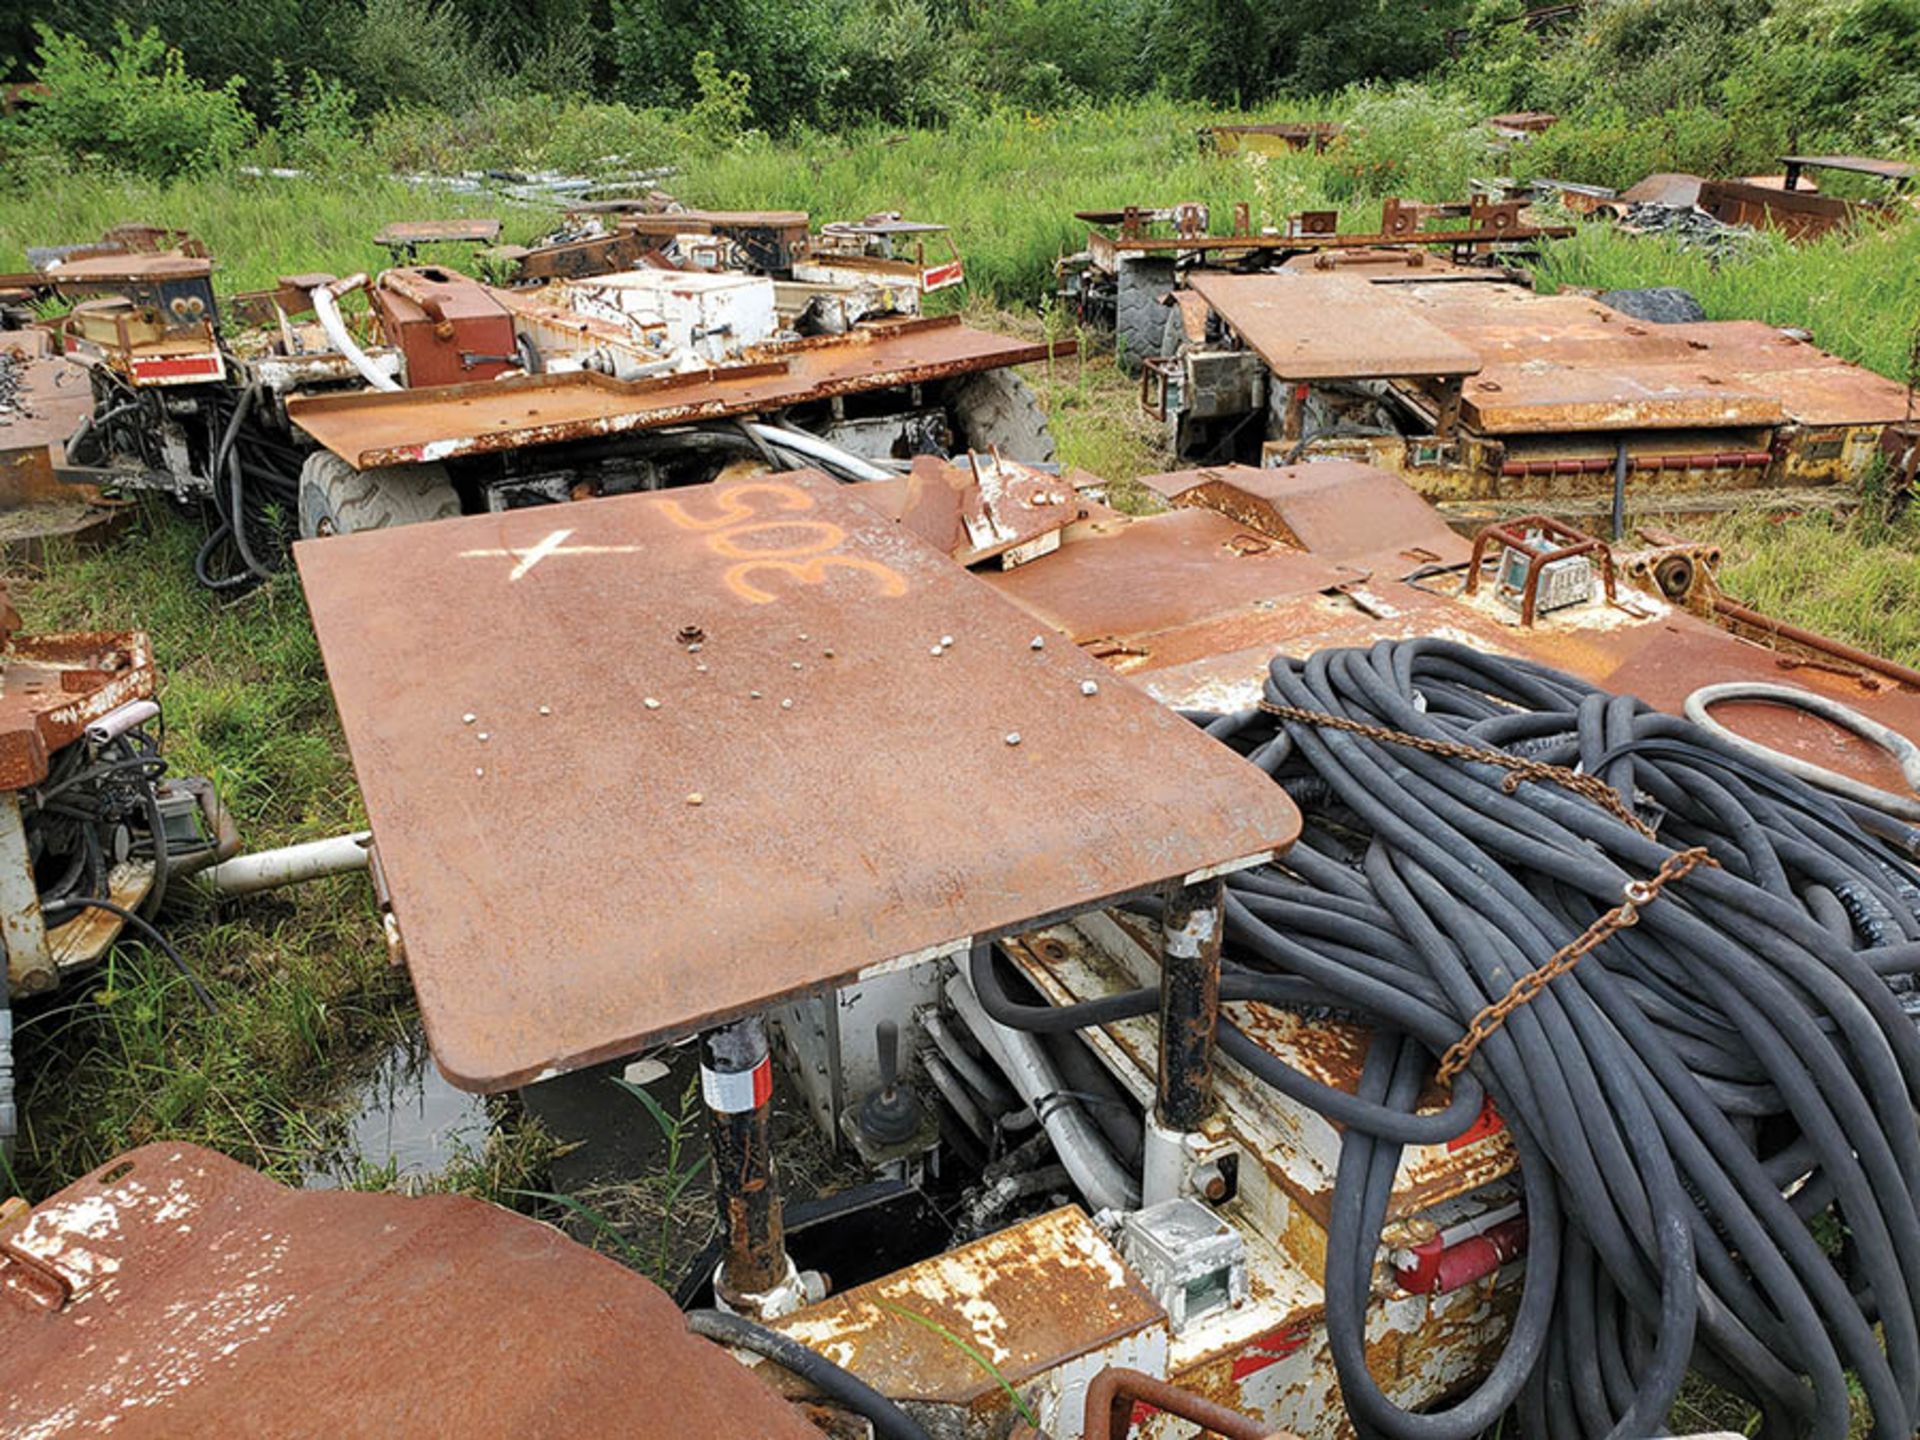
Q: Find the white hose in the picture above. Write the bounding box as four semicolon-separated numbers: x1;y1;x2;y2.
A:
742;422;892;482
945;970;1140;1213
205;831;373;897
311;276;401;393
1684;682;1920;822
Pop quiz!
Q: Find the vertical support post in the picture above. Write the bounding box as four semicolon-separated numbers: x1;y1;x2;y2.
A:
1611;435;1630;543
1145;878;1224;1206
1158;878;1224;1132
0;793;53;996
701;1014;792;1313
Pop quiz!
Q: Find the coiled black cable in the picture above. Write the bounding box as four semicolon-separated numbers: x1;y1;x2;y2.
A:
987;637;1920;1439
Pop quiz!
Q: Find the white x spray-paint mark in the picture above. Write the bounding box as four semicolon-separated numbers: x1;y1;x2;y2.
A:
458;531;652;578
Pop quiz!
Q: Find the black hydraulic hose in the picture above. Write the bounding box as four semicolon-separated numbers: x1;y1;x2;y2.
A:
979;634;1920;1440
221;385;279;584
684;1308;931;1440
42;896;215;1013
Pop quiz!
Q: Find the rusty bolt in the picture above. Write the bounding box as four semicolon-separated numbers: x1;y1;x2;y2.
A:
1081;680;1099;697
644;697;661;710
1006;732;1022;746
677;625;705;646
1030;635;1045;650
538;705;552;716
463;712;477;724
687;792;705;806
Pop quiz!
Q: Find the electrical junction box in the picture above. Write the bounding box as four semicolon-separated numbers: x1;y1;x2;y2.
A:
563;269;779;364
1121;1197;1249;1335
1498;539;1594;614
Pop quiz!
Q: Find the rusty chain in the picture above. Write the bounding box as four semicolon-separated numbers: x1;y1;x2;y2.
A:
1257;700;1657;839
1433;846;1718;1085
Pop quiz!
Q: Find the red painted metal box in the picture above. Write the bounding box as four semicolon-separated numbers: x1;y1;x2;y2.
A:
372;266;516;388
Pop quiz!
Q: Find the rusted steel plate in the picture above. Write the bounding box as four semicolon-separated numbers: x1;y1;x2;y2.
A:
1782;154;1915;183
373;218;503;246
1400;284;1906;432
296;473;1300;1091
1138;462;1468;562
985;507;1349;651
0;355;92;463
288;316;1064;468
893;454;1079;567
0;1143;822;1438
1461;362;1783;433
1188;273;1481;381
775;1206;1165;1415
982;465;1920;796
0;631;154;788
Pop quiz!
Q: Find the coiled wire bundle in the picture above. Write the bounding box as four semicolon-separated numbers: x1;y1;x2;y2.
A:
1190;639;1920;1439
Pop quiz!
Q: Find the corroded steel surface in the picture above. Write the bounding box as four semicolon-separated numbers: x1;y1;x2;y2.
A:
287;316;1064;468
892;454;1080;567
296;472;1300;1090
774;1205;1166;1420
0;1143;822;1438
373;218;503;247
1139;462;1467;562
0;631;155;789
1395;284;1905;433
985;464;1920;796
1188;273;1481;381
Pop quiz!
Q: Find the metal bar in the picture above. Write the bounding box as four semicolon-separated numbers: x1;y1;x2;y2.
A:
0;794;53;996
1083;1366;1294;1440
1157;878;1224;1133
702;1015;790;1306
1712;597;1920;690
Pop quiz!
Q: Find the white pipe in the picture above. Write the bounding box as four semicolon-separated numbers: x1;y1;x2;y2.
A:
86;699;160;745
946;970;1141;1213
311;276;401;393
206;831;372;897
743;422;892;482
923;1053;990;1142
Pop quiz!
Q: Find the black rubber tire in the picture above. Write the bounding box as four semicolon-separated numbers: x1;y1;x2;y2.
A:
946;368;1056;465
297;450;461;538
1161;303;1189;358
1115;256;1177;372
1597;286;1707;324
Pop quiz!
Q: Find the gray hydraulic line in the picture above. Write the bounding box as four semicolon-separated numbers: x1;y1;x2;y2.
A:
1;984;13;1164
921;1010;1017;1113
1684;682;1920;823
741;421;892;482
921;1053;990;1142
945;969;1141;1212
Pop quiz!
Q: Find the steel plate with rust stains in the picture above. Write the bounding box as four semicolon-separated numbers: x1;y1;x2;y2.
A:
296;473;1300;1091
1187;272;1481;381
0;631;154;789
0;1143;823;1438
287;315;1061;469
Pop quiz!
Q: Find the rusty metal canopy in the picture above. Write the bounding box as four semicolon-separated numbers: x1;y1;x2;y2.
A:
373;218;504;246
296;472;1300;1091
0;1144;823;1438
287;316;1063;469
1188;272;1481;381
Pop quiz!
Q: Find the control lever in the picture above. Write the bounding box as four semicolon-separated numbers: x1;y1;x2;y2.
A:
857;1020;923;1147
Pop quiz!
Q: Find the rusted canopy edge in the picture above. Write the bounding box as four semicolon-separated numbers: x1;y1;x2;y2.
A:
517;850;1285;1091
289;328;1069;469
1089;225;1573;253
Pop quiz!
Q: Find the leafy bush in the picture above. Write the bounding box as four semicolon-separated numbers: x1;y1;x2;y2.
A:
366;91;688;173
1514;105;1781;190
610;0;839;129
17;23;254;177
343;0;503;114
829;0;965;128
1323;84;1494;199
265;64;363;173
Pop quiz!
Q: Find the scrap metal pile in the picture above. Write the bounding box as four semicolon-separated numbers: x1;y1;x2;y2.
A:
7;180;1920;1440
